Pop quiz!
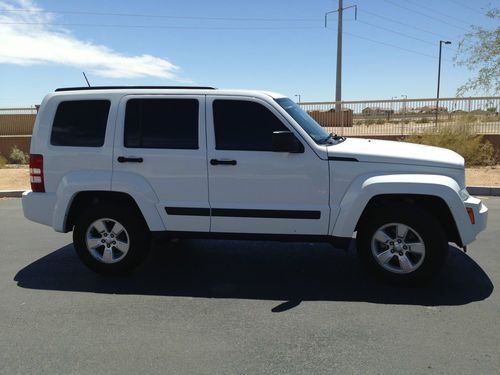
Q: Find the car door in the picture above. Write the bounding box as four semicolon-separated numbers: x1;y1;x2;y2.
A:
206;95;330;235
113;94;210;232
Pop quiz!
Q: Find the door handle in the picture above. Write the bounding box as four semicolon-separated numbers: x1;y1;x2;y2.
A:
117;156;143;163
210;159;237;166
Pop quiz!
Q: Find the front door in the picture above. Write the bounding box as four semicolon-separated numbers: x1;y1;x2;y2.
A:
206;96;330;235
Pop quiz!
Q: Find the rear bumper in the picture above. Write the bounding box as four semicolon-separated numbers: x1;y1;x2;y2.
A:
22;191;56;228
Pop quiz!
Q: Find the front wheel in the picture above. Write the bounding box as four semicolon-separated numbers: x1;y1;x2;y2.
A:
73;205;151;275
357;204;448;285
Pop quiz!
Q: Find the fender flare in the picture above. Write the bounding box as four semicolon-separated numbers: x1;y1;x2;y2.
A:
53;171;165;232
331;173;469;243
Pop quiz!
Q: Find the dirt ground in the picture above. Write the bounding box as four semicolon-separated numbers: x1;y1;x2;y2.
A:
0;166;29;190
1;164;500;191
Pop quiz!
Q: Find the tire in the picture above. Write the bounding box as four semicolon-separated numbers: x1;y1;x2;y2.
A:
357;203;448;285
73;204;151;275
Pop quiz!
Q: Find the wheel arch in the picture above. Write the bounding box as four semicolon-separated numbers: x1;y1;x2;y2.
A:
65;191;146;232
356;194;462;246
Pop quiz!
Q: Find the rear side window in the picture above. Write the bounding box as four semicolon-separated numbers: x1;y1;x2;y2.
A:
124;99;199;149
213;100;288;151
50;100;110;147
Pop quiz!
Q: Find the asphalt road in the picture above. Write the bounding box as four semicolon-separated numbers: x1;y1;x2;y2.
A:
0;198;498;374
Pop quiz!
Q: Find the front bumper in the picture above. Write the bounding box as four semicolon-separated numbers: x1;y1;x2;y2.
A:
462;194;488;245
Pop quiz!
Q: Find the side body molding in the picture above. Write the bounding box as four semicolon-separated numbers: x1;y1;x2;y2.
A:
330;173;470;244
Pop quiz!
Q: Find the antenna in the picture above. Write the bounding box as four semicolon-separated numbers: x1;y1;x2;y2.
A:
82;72;91;87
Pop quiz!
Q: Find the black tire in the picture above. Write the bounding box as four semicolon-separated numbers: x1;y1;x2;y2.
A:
73;204;151;275
357;203;448;285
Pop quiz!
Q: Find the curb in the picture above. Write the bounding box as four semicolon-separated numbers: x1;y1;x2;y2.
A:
1;187;500;198
467;186;500;196
0;190;25;198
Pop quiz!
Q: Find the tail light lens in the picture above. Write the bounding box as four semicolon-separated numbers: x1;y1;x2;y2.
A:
29;154;45;192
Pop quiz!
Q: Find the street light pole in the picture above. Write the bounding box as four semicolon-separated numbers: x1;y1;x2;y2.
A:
294;94;301;104
436;40;451;127
401;94;408;136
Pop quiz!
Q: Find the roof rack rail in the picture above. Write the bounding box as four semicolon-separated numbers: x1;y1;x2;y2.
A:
55;86;217;92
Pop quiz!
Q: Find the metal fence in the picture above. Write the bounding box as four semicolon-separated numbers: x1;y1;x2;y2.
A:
299;96;500;136
0;108;37;136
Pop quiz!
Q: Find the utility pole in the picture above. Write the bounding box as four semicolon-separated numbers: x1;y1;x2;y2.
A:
325;1;357;112
436;40;451;127
336;0;343;112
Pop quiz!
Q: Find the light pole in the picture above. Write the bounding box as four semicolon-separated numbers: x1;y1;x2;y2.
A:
294;94;301;104
401;94;408;136
436;40;451;126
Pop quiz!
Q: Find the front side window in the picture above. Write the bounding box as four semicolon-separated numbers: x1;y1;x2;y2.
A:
51;100;110;147
124;98;199;149
213;100;288;151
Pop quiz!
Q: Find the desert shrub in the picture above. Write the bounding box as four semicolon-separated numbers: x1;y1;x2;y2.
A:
364;119;376;126
406;125;495;166
458;113;478;124
403;120;410;124
0;154;7;168
415;118;430;124
375;119;385;125
9;145;28;164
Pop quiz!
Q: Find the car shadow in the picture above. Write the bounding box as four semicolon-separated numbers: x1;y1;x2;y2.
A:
14;239;493;308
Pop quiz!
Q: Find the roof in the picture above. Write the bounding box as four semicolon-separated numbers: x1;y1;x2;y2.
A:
51;86;287;100
55;86;216;92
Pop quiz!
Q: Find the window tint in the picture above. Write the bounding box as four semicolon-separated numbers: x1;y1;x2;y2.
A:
124;99;199;149
51;100;110;147
213;100;288;151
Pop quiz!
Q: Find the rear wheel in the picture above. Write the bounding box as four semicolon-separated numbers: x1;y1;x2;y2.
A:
357;204;448;285
73;205;151;275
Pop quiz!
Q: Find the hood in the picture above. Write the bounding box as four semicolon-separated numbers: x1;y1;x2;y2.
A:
327;138;464;169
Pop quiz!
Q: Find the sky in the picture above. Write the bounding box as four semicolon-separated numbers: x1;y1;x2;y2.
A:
0;0;497;106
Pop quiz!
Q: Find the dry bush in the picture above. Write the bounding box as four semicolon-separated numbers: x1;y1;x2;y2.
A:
9;145;28;164
406;124;495;167
0;154;7;168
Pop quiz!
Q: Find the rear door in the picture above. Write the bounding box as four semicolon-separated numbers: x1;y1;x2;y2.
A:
113;95;209;232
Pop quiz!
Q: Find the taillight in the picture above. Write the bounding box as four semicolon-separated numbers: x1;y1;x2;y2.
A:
466;207;475;224
29;154;45;192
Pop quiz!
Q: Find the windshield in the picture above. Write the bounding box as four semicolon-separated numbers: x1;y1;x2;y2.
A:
275;98;330;144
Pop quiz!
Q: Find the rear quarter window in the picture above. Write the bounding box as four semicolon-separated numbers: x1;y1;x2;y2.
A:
50;100;111;147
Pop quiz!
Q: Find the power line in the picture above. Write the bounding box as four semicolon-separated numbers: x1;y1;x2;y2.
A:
445;0;490;16
356;19;458;52
0;8;321;22
383;0;470;31
402;0;472;26
0;21;323;30
358;9;457;40
343;31;453;62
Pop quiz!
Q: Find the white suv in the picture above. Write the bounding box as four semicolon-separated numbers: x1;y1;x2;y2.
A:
22;86;488;284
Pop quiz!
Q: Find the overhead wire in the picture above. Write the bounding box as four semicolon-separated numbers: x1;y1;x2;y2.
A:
402;0;473;26
343;31;454;62
383;0;470;31
0;8;321;22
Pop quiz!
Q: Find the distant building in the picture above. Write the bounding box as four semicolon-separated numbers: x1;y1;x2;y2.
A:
415;105;448;113
362;107;394;116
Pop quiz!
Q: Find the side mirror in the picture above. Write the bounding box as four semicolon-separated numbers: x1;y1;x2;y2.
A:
272;131;304;153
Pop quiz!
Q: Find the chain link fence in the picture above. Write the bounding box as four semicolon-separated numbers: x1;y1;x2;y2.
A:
299;97;500;136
